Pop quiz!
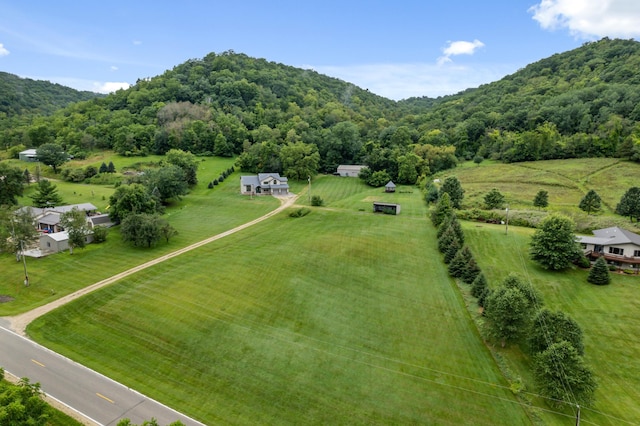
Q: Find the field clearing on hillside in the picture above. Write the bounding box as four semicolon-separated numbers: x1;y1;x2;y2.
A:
463;222;640;425
0;162;277;315
28;202;532;425
447;159;640;217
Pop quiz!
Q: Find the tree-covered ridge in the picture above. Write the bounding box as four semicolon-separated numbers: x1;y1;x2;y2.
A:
0;72;101;117
399;38;640;161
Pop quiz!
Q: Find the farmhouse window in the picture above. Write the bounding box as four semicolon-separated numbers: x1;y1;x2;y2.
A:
634;250;640;257
609;247;624;255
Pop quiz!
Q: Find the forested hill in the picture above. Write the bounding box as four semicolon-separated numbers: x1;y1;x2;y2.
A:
0;72;101;116
3;39;640;183
399;38;640;162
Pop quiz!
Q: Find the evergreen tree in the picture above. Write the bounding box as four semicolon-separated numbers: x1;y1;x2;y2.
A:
462;257;481;284
439;176;464;209
533;190;549;210
579;189;602;215
107;161;116;173
99;162;108;173
23;168;31;185
471;273;491;308
448;246;472;278
437;226;456;253
30;179;63;208
443;237;460;264
430;192;452;227
436;213;454;239
587;256;611;285
425;182;439;204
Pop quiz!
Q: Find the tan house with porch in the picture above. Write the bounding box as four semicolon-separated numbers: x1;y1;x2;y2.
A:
578;226;640;269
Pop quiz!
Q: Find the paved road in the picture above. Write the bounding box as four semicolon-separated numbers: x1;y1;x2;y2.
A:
0;321;205;425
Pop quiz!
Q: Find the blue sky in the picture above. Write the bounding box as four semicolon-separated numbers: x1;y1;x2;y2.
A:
1;1;640;100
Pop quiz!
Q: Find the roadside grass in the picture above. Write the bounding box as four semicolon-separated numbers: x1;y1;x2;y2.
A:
462;222;640;425
28;192;531;424
0;160;278;315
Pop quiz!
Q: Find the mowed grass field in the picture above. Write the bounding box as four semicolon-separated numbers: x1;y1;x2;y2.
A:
463;223;640;425
27;176;532;425
0;155;281;315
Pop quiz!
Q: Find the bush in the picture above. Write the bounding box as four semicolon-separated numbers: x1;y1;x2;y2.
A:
92;226;108;243
207;181;214;189
575;256;591;268
289;207;310;218
311;195;324;206
218;175;225;182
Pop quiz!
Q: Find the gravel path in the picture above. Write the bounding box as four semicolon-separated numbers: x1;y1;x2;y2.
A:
4;194;299;336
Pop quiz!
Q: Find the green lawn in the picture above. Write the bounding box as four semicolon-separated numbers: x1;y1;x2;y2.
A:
0;157;279;315
463;222;640;425
27;183;531;425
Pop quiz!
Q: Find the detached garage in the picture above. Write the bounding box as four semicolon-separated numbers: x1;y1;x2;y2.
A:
373;202;401;215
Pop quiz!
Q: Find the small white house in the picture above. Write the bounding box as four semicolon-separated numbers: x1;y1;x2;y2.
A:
578;226;640;269
336;165;366;177
40;231;70;253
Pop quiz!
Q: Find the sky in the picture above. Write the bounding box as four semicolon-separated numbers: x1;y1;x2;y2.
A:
1;1;640;101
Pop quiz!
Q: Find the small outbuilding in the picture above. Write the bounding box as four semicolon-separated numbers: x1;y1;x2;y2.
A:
19;149;38;162
385;181;396;193
336;165;366;177
373;202;401;215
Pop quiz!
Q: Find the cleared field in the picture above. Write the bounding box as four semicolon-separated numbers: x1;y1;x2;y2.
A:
27;183;532;425
463;222;640;425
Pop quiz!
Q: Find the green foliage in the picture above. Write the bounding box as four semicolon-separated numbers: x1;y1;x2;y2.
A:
439;176;464;209
528;308;585;355
0;163;25;206
92;225;108;243
0;377;50;426
533;341;597;408
141;166;189;203
0;207;40;256
120;213;167;248
579;189;602;215
470;272;490;307
529;213;583;270
288;207;311;218
30;179;63;208
461;257;481;285
443;236;460;264
424;182;439;204
108;183;159;223
60;207;90;253
533;189;549;209
36;143;67;173
616;186;640;221
310;195;324;206
484;285;530;347
483;188;505;210
165;149;198;185
99;162;108;173
587;256;611;285
367;170;391;187
280;142;320;181
448;246;473;278
430;192;452;227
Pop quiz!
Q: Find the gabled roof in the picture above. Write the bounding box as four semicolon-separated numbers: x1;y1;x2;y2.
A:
38;212;61;225
240;175;260;186
42;231;69;242
578;227;640;246
385;181;396;188
258;173;288;183
52;203;97;214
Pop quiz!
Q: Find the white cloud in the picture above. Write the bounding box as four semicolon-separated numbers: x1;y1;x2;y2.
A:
110;65;119;71
93;81;130;93
311;62;512;101
530;0;640;38
133;40;142;45
438;39;485;66
0;43;9;56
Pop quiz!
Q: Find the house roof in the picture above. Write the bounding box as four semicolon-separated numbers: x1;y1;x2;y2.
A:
258;173;288;183
52;203;97;214
19;149;38;156
578;226;640;246
241;175;260;186
42;231;69;242
38;212;61;225
89;214;114;227
337;165;366;171
385;181;396;188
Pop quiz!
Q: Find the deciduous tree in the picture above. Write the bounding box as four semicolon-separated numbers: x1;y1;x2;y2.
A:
485;286;530;347
529;213;582;270
533;341;597;408
280;141;320;181
36;143;67;173
60;207;90;254
0;163;26;206
108;183;159;224
528;308;585;355
484;188;505;210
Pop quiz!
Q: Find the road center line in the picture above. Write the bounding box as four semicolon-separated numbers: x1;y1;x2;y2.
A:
96;392;115;403
31;359;45;367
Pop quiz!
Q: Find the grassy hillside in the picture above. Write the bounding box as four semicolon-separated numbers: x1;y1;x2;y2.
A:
27;176;532;425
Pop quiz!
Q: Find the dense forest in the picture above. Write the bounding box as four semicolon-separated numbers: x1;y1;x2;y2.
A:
0;72;101;116
2;38;640;185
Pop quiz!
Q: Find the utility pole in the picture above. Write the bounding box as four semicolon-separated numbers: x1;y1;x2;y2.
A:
308;176;311;204
505;205;509;235
575;404;580;426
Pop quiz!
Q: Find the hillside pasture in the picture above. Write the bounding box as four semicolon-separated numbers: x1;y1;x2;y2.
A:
463;222;640;425
27;188;532;424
